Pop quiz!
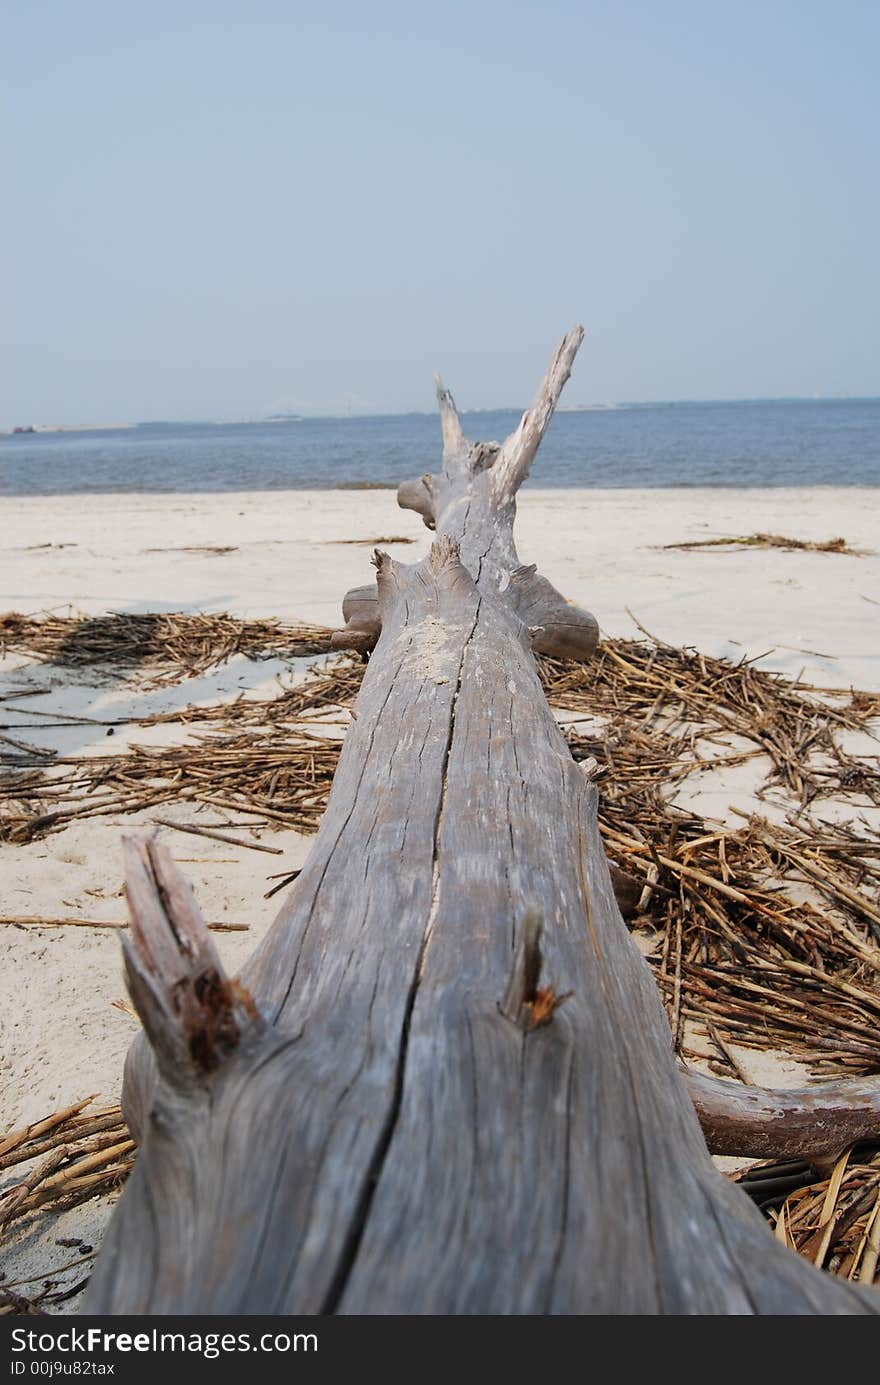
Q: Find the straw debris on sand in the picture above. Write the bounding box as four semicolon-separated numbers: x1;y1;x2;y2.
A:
0;610;331;684
0;1099;132;1314
1;730;340;842
2;611;878;1079
661;532;872;556
736;1145;880;1285
1;608;878;1292
543;639;880;1077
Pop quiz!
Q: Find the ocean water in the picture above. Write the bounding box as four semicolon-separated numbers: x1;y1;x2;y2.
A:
1;398;878;496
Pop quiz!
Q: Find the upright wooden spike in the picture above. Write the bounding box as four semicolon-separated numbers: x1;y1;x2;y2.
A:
433;371;469;468
493;325;585;492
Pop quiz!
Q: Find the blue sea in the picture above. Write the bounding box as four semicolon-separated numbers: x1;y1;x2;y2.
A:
1;399;878;495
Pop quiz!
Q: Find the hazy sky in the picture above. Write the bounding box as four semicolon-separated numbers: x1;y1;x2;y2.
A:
3;1;878;424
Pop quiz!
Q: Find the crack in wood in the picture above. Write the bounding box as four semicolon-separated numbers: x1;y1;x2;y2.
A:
321;595;482;1311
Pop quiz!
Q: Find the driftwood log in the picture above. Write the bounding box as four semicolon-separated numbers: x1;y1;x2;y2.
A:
86;329;878;1314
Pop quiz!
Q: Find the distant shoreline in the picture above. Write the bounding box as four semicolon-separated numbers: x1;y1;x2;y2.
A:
0;422;134;436
2;395;879;434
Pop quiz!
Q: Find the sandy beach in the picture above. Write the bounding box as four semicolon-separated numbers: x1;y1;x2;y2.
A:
2;486;878;687
1;484;878;1307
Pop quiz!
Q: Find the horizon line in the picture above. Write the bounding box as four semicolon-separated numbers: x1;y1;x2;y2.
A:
3;392;880;434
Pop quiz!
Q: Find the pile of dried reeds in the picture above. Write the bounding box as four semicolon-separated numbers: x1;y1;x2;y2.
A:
142;655;365;729
580;750;880;1075
140;635;879;809
1;729;340;843
737;1148;880;1286
0;610;332;684
539;637;879;809
661;533;871;555
0;1098;132;1313
540;638;880;1078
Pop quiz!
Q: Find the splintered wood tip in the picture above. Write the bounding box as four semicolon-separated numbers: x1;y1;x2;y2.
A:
121;833;262;1084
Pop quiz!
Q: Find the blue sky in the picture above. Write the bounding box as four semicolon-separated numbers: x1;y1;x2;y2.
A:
3;1;878;423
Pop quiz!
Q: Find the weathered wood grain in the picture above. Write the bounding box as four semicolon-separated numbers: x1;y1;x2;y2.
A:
85;330;878;1315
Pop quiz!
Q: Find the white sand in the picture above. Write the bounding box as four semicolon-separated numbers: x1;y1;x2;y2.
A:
1;485;877;1305
1;486;878;686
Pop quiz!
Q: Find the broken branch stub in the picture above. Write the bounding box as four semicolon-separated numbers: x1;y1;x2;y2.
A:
683;1065;880;1164
396;474;436;529
500;914;572;1031
121;834;262;1088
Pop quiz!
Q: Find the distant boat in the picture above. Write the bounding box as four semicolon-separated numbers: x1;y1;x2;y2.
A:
12;425;36;434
